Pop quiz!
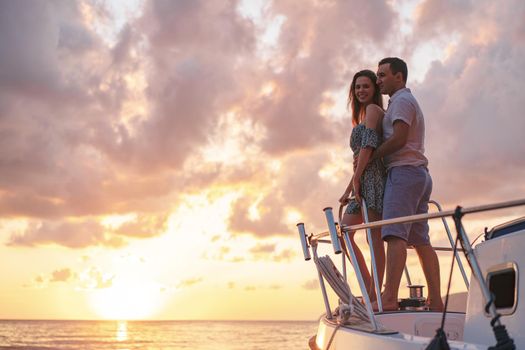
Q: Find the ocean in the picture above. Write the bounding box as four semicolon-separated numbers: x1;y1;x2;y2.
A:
0;320;318;349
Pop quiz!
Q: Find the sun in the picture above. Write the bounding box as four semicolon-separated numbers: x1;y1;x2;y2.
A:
89;278;165;320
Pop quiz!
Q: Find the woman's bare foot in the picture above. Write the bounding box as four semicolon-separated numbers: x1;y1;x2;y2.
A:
370;289;399;312
371;298;399;312
367;290;379;304
427;299;444;312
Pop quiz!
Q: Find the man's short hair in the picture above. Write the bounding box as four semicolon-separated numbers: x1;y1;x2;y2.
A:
379;57;408;82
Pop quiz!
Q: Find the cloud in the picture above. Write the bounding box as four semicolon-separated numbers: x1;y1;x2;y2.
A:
411;0;525;206
0;0;139;221
302;279;319;290
273;249;295;262
229;194;290;237
0;1;61;93
6;212;171;248
105;0;259;172
113;213;169;238
1;0;524;251
1;0;373;246
206;247;246;263
226;150;348;237
249;242;276;254
219;246;231;255
79;267;114;289
243;243;296;262
413;0;474;39
28;267;78;287
253;0;395;154
51;268;74;282
177;277;203;288
242;283;282;291
7;220;125;248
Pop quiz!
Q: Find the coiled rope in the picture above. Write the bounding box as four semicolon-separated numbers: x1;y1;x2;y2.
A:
315;255;371;323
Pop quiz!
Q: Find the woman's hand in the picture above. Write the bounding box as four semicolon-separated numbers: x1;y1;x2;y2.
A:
339;191;350;205
352;177;361;203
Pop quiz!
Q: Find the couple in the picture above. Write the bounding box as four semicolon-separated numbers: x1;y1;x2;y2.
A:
339;57;444;312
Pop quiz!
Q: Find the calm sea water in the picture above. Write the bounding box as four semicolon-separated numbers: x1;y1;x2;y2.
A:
0;320;318;349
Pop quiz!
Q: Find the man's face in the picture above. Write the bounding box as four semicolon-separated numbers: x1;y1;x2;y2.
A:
376;63;396;96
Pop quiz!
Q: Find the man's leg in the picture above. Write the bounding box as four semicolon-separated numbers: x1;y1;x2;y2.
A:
415;244;443;311
379;167;416;310
409;168;443;311
380;236;407;310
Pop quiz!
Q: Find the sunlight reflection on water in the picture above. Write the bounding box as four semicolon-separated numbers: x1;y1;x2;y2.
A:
116;320;128;342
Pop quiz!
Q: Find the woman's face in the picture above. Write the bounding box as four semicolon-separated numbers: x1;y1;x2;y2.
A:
354;76;375;105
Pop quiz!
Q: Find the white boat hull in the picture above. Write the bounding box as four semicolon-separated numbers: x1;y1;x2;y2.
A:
312;312;488;350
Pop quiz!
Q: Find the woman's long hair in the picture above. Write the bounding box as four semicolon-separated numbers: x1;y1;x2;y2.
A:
347;70;383;126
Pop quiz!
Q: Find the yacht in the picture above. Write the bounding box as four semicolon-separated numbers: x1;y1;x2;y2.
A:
296;198;525;349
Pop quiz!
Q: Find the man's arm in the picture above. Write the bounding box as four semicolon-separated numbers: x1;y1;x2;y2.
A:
372;120;409;161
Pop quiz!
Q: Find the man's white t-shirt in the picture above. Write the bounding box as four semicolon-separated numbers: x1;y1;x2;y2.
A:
382;88;428;170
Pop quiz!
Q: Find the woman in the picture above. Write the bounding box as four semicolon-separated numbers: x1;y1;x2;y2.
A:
339;69;386;300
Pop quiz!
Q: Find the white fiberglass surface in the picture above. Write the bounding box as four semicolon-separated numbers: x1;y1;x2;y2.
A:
376;311;466;340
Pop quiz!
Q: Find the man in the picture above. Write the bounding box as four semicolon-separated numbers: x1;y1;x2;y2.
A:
371;57;443;311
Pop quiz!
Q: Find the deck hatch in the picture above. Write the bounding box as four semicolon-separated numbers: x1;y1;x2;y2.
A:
486;216;525;239
486;262;518;315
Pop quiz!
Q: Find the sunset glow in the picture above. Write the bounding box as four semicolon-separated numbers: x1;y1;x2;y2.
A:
0;0;524;321
90;279;164;320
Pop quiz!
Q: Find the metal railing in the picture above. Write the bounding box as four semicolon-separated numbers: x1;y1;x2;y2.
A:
297;198;525;332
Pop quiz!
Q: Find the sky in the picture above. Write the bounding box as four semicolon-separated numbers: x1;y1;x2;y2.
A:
0;0;524;321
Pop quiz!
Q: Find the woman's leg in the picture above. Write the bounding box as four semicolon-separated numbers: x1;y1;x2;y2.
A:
342;212;371;296
367;209;385;302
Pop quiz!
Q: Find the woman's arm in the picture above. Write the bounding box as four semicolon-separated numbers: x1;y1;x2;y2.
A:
339;175;354;205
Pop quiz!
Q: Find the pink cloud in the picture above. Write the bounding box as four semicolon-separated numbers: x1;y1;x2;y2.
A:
7;220;125;248
249;242;276;254
273;249;295;262
229;196;290;237
113;213;169;238
51;268;74;282
0;0;523;250
6;212;172;248
411;0;525;207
